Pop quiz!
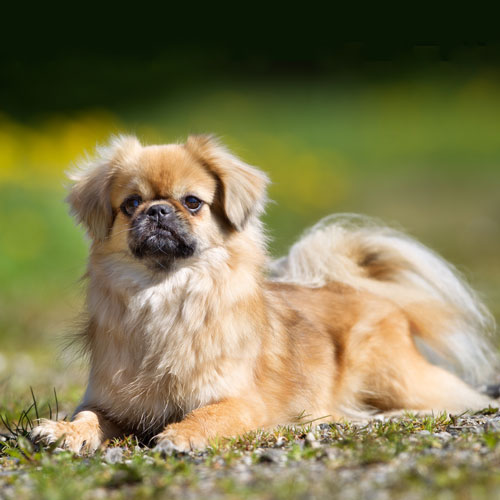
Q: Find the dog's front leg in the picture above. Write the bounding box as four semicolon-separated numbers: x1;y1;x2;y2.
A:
31;409;122;454
155;397;265;452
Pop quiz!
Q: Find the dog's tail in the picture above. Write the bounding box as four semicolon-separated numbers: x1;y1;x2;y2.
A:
269;213;497;385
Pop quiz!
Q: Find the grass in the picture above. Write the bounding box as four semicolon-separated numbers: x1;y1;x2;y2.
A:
2;393;500;499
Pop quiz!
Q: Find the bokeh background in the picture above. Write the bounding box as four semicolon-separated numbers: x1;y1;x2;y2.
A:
1;38;500;416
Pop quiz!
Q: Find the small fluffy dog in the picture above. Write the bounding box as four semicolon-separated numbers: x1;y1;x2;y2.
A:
32;135;498;453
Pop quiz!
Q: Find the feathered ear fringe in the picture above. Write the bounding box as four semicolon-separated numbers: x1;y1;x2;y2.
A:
185;135;270;231
66;135;142;241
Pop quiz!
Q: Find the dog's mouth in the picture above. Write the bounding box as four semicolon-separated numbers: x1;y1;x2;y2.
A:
128;213;196;269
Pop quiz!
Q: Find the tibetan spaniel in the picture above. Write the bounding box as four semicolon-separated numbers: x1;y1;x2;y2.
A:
32;135;497;453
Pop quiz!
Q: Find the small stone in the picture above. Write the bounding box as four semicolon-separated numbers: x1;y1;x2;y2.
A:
305;432;321;449
82;487;108;499
259;449;285;463
104;447;123;464
324;447;339;460
275;436;286;447
433;432;452;440
305;432;316;443
484;420;500;432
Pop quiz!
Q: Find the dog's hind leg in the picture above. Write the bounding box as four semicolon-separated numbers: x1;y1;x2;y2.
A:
343;306;494;414
375;358;494;414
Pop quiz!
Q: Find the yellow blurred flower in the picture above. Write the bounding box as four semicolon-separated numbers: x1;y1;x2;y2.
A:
0;111;121;185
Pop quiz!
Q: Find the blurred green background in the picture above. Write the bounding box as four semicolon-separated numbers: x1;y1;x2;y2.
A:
1;39;500;410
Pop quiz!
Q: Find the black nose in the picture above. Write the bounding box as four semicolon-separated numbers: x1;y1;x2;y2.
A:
146;204;173;220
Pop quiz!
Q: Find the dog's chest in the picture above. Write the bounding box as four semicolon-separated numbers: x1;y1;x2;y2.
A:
87;276;258;429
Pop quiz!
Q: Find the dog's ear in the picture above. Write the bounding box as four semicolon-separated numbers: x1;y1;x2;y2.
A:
185;135;269;230
66;135;142;241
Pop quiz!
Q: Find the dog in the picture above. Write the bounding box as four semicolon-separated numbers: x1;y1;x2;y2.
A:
32;134;498;453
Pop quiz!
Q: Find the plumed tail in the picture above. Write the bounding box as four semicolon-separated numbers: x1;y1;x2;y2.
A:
270;214;498;385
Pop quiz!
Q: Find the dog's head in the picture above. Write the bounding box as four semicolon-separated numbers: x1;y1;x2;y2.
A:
67;135;269;270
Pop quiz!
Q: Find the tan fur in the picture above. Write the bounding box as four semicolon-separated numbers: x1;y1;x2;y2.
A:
32;135;496;454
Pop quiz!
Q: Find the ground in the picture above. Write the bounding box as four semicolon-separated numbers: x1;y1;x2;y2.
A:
2;394;500;499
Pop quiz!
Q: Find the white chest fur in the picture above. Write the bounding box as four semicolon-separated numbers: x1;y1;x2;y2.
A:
81;249;262;433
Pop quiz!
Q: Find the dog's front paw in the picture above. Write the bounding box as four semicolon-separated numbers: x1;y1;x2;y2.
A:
31;419;101;454
154;426;208;454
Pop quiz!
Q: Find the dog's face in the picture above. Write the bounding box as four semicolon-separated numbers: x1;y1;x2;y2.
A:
67;135;269;270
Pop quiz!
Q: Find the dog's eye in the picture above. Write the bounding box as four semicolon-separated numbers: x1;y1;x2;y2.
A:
120;195;143;217
183;195;203;213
